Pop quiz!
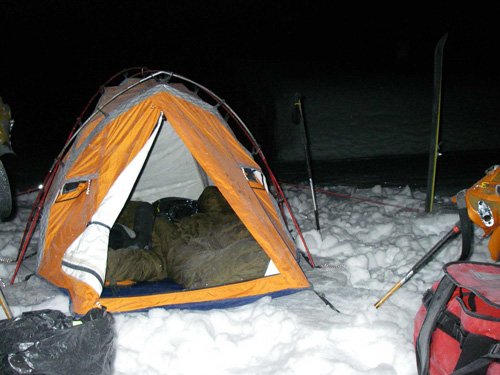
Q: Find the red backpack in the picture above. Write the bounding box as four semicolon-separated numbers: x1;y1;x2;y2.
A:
414;262;500;375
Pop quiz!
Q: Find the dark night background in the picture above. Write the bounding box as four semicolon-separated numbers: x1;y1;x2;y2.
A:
1;1;498;194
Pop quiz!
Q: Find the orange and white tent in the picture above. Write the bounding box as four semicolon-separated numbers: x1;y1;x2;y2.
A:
27;69;311;314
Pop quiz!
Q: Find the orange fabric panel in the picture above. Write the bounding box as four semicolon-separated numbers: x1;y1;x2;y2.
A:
489;228;500;261
66;101;160;183
39;183;93;286
96;274;309;314
465;166;500;236
39;100;161;288
69;280;101;314
464;165;500;261
72;115;104;152
253;187;297;252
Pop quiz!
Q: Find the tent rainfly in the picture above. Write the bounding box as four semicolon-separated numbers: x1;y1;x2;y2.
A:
13;69;313;315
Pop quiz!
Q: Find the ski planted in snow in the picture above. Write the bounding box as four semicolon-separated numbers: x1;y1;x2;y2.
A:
425;33;448;213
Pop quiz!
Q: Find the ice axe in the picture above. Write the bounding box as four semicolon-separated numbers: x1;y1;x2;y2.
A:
374;190;472;309
292;93;321;234
0;284;13;319
374;222;461;308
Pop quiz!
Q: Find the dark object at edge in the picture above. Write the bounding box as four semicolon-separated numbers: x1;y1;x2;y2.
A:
0;308;115;375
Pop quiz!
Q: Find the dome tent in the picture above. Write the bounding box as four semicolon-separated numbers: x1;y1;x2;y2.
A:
13;68;313;315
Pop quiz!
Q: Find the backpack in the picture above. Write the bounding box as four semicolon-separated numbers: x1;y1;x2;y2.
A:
414;261;500;375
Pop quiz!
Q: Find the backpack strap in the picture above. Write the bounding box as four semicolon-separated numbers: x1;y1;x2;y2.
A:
436;308;499;374
456;190;473;261
416;275;457;375
452;343;500;375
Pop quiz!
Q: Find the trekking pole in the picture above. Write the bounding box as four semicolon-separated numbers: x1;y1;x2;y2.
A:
374;222;460;309
0;283;13;319
292;93;321;234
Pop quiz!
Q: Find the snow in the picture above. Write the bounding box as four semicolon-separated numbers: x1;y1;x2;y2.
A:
1;6;498;373
0;180;494;375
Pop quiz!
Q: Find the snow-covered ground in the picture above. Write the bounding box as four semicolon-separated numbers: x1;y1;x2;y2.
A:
0;181;494;375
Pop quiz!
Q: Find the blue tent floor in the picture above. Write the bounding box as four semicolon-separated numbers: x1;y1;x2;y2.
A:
101;278;184;298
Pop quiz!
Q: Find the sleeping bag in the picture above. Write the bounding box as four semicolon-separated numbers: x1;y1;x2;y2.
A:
105;186;270;289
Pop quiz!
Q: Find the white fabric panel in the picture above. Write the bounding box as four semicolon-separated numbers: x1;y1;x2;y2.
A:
265;260;280;276
62;118;162;295
131;120;207;202
61;224;109;293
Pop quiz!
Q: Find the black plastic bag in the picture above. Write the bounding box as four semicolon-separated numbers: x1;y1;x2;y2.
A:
0;308;115;374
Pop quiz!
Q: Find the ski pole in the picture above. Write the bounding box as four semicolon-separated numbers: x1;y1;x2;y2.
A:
293;93;321;233
374;222;460;309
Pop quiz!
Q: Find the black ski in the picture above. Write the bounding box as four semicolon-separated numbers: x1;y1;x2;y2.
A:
425;33;448;213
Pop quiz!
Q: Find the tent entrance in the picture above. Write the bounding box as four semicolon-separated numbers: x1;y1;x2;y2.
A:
103;119;275;296
129;118;208;203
